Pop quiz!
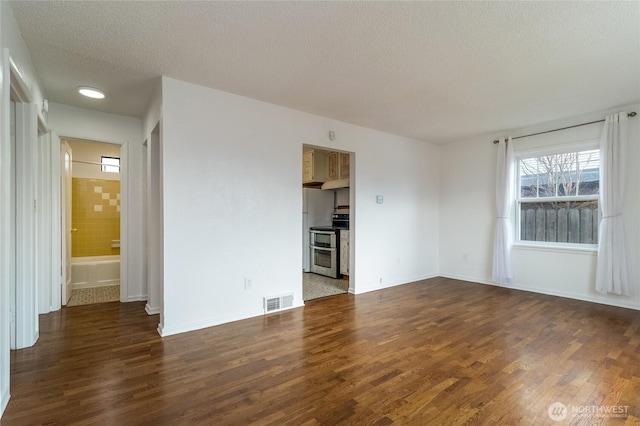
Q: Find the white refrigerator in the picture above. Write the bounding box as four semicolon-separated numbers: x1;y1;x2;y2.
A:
302;188;334;271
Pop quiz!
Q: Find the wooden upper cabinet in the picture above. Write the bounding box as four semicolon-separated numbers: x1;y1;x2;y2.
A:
303;149;327;185
303;150;313;183
304;149;349;187
326;151;340;181
339;152;350;179
326;151;350;180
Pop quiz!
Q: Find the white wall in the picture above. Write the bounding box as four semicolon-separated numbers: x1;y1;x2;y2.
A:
1;2;46;126
47;103;145;302
0;44;10;418
440;103;640;310
139;79;163;321
142;78;162;141
0;1;48;416
66;139;121;180
352;130;440;293
335;187;349;208
141;80;162;321
158;76;440;336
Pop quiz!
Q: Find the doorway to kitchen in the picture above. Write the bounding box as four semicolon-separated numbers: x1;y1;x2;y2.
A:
302;144;353;301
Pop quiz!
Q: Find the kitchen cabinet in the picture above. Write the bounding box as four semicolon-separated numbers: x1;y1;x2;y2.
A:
339;152;350;179
303;149;327;186
326;151;339;181
340;230;350;276
327;151;350;181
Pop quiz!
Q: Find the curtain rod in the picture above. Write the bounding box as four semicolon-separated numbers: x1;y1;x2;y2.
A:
493;111;637;144
72;159;119;167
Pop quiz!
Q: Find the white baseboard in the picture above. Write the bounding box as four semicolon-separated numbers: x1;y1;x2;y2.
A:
438;273;640;311
159;302;304;337
145;303;160;315
1;386;9;417
353;273;438;295
126;294;147;302
438;273;495;286
509;283;640;311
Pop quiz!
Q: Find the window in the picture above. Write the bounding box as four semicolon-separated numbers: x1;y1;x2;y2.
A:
517;148;599;245
101;156;120;173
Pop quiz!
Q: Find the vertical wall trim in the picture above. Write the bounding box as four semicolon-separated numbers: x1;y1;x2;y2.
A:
14;102;39;348
120;140;128;302
37;132;52;313
50;132;61;311
0;47;12;419
146;122;162;317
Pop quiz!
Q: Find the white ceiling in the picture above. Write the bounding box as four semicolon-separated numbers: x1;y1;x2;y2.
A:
9;1;640;144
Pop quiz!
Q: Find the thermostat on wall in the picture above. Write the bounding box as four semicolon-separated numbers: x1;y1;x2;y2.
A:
376;195;384;204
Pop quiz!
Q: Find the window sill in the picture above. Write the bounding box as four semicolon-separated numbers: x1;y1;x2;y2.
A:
512;242;598;256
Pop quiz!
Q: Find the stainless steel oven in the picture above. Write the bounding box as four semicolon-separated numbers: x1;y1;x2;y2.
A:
309;229;339;278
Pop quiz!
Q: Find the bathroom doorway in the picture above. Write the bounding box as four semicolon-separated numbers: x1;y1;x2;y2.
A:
62;138;122;306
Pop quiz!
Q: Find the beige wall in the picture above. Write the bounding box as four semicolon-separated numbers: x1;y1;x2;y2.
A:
66;138;121;180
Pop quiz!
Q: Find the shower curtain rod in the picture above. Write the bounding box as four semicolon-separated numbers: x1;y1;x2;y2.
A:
493;111;637;144
72;159;119;167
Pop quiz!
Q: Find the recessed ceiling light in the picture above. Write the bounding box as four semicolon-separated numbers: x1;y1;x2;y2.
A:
78;86;105;99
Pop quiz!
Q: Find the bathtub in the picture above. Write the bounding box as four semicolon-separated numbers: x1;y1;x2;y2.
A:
71;255;120;289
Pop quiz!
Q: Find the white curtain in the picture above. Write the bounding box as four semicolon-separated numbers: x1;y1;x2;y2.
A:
492;137;514;285
596;113;630;295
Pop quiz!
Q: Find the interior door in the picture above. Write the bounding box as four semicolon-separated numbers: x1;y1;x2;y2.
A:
61;140;73;304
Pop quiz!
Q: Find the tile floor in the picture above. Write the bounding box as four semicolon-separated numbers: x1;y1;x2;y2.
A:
67;285;120;307
303;272;349;301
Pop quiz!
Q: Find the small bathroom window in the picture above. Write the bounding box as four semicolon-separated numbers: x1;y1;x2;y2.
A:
101;156;120;173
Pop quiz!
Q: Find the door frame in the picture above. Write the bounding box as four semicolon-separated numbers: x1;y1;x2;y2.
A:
0;47;10;419
57;137;128;304
0;49;44;415
14;101;38;348
60;140;72;305
145;123;162;315
300;143;356;295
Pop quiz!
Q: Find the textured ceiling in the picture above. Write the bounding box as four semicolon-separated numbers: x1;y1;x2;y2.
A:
9;1;640;143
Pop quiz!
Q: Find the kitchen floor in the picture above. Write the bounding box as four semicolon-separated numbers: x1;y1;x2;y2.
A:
303;273;349;301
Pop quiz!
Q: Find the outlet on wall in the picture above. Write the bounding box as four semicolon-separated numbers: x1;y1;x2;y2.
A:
463;253;469;262
244;277;252;290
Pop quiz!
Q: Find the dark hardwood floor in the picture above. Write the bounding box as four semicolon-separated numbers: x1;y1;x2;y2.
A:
2;277;639;425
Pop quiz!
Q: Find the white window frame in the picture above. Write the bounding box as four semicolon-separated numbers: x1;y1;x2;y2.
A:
515;139;600;250
101;155;120;173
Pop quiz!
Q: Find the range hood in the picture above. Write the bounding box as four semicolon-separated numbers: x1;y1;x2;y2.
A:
321;178;349;190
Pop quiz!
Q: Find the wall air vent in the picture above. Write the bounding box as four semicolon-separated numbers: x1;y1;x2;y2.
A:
264;294;294;313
